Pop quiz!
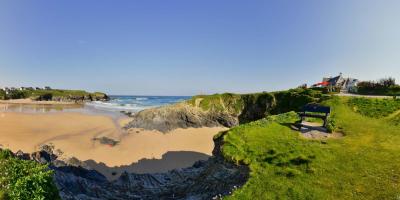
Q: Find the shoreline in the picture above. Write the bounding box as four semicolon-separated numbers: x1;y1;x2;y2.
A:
0;111;226;167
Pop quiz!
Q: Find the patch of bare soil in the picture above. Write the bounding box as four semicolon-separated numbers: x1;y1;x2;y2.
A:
292;122;343;139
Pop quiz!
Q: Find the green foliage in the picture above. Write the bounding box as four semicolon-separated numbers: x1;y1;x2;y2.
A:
0;90;6;100
29;89;89;99
0;190;10;200
1;89;107;101
388;112;400;126
357;78;400;96
189;93;243;114
222;97;400;199
348;97;400;118
0;149;60;200
271;88;322;114
187;89;323;123
325;116;336;133
7;90;28;99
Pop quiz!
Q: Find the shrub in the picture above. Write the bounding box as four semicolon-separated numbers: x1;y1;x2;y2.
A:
0;90;6;100
326;116;336;133
0;149;60;200
7;90;28;99
0;190;10;200
357;77;400;96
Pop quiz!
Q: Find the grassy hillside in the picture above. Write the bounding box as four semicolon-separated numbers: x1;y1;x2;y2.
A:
0;89;108;101
187;88;325;124
348;97;400;118
0;149;60;200
219;96;400;199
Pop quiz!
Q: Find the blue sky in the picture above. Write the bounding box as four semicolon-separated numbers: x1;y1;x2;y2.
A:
0;0;399;95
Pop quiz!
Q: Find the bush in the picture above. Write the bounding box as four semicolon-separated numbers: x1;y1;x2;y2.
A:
271;88;321;114
357;77;400;96
0;90;6;100
0;149;60;200
7;90;28;99
326;116;336;133
0;190;10;200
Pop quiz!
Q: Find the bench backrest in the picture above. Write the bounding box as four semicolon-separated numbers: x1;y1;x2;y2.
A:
300;104;331;114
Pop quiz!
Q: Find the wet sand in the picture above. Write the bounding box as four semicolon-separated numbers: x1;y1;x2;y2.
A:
0;111;226;166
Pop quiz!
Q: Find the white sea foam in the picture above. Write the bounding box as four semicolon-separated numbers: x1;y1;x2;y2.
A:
85;96;190;113
85;101;151;112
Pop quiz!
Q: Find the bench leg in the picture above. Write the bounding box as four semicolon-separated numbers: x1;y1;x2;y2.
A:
300;116;304;124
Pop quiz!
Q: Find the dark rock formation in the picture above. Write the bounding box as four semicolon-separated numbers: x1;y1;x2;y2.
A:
6;132;249;200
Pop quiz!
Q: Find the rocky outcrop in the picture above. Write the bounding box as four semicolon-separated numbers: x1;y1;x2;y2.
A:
8;133;249;200
125;103;238;132
124;89;322;132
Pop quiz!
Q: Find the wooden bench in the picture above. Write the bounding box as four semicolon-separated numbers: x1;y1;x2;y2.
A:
298;104;331;127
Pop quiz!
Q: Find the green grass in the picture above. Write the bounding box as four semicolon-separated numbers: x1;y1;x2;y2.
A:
188;93;244;114
0;89;107;100
388;112;400;126
0;90;6;100
221;96;400;200
0;149;60;200
187;88;323;120
348;97;400;118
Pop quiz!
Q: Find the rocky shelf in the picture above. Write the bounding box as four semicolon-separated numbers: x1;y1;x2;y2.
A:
7;132;249;200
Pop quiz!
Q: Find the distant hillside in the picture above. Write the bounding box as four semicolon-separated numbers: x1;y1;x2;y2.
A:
0;89;108;102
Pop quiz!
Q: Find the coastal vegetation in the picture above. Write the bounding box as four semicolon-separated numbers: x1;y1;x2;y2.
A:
0;149;60;200
220;96;400;199
356;77;400;96
187;88;325;124
348;97;400;118
0;88;108;102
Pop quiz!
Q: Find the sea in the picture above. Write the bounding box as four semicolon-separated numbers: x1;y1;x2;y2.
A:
86;95;191;113
1;95;191;118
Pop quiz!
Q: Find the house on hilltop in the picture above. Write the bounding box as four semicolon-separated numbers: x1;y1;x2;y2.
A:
313;73;358;93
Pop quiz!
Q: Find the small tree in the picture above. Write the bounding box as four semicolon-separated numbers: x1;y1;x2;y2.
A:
379;77;396;87
8;90;27;99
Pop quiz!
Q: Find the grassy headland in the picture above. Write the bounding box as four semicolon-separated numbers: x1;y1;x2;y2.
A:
219;96;400;199
187;88;326;124
0;88;108;102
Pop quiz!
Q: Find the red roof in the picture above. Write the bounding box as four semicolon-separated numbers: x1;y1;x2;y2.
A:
316;81;329;86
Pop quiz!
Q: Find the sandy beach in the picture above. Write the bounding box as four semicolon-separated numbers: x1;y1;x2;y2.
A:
0;111;226;167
